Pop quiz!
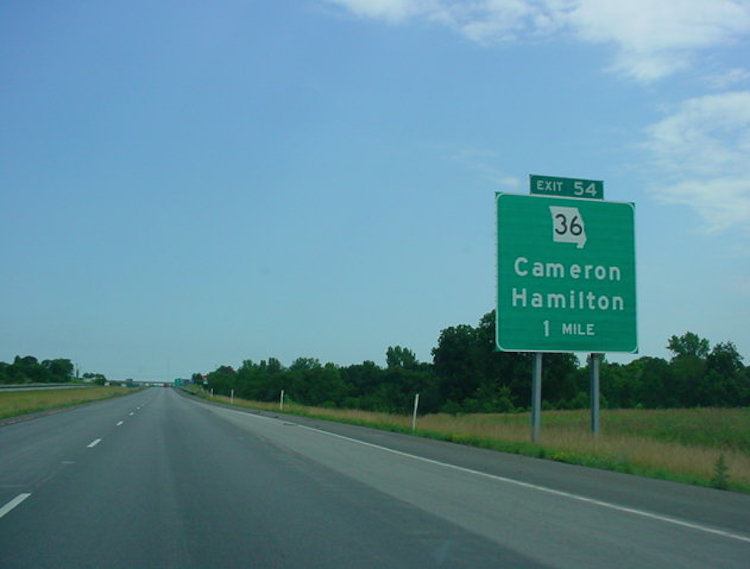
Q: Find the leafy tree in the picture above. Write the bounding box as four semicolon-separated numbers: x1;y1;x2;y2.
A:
703;342;747;406
386;346;418;369
42;359;74;382
631;357;673;408
206;365;236;396
83;372;108;385
667;332;710;359
670;354;707;407
432;323;482;405
707;342;744;378
11;355;48;383
292;361;347;407
340;360;384;408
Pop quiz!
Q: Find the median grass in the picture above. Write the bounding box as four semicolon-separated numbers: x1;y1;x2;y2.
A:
0;386;138;421
191;388;750;492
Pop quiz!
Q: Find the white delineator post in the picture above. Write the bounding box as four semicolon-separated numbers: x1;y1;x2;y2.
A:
411;393;420;432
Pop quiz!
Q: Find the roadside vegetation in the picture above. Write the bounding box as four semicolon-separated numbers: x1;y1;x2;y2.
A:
0;386;138;421
189;386;750;493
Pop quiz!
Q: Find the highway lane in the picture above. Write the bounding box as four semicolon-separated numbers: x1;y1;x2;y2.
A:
0;388;155;510
1;388;748;568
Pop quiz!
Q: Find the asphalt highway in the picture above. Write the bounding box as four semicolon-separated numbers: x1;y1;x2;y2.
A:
1;388;748;568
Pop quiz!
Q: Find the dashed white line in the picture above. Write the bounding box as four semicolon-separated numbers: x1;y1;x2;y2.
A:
129;412;134;416
0;493;31;519
87;438;102;448
116;421;124;426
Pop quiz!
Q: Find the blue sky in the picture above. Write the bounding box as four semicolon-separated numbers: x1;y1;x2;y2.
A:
2;0;749;380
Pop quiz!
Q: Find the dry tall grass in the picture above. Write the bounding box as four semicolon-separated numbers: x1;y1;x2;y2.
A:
0;386;134;420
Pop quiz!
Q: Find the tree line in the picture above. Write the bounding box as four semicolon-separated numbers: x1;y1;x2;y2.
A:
197;311;750;413
0;356;76;384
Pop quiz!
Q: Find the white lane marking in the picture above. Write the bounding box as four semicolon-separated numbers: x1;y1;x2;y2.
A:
129;412;134;416
291;423;750;545
0;493;31;519
116;421;124;426
87;438;102;448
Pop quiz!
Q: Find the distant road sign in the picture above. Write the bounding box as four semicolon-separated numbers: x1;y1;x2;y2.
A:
496;193;636;353
530;174;604;199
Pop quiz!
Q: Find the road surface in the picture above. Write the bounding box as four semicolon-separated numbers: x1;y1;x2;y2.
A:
1;388;748;568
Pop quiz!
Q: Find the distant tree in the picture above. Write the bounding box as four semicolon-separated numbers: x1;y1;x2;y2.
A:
432;323;482;405
289;357;320;371
665;332;712;407
701;342;748;406
340;360;384;408
42;359;74;382
631;357;673;408
11;355;48;383
667;332;710;359
707;342;744;378
386;346;418;369
14;355;39;366
206;365;236;396
83;372;108;385
671;354;708;407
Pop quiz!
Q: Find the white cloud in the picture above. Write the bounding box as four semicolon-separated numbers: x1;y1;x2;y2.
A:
706;68;750;90
323;0;436;22
643;91;750;232
570;0;750;81
323;0;750;81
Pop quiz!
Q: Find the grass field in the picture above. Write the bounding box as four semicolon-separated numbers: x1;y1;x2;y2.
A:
0;386;138;421
193;389;750;492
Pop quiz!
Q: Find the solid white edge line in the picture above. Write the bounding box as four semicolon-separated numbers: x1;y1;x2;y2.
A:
0;493;31;519
292;422;750;545
87;438;102;448
212;403;750;545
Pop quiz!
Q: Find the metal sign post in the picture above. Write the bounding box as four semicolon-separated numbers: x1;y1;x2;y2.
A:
589;354;601;435
531;353;543;442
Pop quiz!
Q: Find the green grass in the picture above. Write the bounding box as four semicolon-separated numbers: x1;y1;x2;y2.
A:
188;388;750;493
0;386;139;420
600;408;750;452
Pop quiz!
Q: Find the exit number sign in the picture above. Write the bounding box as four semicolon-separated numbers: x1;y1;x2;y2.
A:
530;175;604;200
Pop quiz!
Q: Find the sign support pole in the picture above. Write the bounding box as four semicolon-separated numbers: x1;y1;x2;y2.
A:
589;354;600;435
531;353;543;442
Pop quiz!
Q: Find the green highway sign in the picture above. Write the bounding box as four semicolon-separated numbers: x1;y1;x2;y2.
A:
530;174;604;199
496;193;637;353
